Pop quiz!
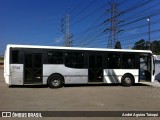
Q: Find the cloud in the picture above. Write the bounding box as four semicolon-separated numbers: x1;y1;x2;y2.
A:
54;36;63;44
127;29;138;34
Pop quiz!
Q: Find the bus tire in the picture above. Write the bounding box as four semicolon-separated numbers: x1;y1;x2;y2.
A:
47;74;64;88
121;74;134;87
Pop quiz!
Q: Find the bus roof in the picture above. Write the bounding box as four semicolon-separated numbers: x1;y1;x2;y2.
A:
7;44;152;54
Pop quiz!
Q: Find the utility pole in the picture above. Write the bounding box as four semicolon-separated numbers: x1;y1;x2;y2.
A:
61;14;72;47
104;2;123;48
147;17;150;50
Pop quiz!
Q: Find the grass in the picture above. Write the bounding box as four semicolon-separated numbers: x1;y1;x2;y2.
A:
0;57;4;62
0;57;4;60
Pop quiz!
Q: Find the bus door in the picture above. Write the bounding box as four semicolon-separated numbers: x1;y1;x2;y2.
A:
139;54;151;82
24;53;42;84
88;55;103;82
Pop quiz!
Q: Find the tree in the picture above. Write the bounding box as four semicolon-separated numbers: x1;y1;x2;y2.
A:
151;40;160;55
132;39;148;50
114;41;121;49
133;39;160;55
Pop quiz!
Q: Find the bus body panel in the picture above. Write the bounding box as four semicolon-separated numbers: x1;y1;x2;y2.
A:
151;56;155;82
10;64;23;85
43;77;48;84
64;76;88;84
104;69;139;83
43;64;88;84
151;73;155;82
4;46;10;84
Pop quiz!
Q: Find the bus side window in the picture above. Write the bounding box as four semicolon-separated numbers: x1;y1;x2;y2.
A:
65;52;84;68
11;50;19;64
48;51;63;64
107;53;121;69
122;54;135;69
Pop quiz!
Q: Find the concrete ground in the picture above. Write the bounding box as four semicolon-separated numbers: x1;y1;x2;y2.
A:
0;65;3;69
0;68;160;120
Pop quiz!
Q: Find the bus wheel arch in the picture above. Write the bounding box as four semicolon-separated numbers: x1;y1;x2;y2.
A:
121;73;135;87
47;73;64;88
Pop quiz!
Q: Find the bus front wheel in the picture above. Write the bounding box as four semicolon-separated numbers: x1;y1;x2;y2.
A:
121;74;134;87
47;74;64;88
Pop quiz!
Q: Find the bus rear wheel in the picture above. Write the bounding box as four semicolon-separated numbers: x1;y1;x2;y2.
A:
48;74;64;88
121;74;134;87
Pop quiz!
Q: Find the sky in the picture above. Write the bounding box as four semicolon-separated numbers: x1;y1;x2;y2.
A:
0;0;160;55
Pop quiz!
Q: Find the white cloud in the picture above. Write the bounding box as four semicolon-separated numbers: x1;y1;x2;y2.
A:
127;29;138;34
54;36;63;44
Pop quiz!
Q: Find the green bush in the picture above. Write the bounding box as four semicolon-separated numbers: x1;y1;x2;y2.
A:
0;57;4;60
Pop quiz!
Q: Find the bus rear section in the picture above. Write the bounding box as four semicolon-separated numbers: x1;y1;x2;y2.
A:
4;46;43;85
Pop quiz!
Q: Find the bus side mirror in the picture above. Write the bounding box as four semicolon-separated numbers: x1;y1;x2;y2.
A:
153;70;155;75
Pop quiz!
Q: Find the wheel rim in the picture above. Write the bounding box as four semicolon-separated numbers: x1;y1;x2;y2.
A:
124;77;131;84
51;78;60;86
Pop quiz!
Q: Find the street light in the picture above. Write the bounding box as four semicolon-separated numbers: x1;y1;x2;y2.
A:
147;17;150;50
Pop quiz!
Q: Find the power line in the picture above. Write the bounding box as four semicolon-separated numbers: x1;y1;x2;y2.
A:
70;0;108;27
121;18;160;31
80;26;160;48
74;24;105;39
120;0;160;23
119;10;160;28
73;14;105;36
68;0;84;14
77;33;106;46
119;28;160;41
122;0;153;15
71;0;97;20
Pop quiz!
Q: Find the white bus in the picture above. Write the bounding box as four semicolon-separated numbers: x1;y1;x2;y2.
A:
4;44;155;88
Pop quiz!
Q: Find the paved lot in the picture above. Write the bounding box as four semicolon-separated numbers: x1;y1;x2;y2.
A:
0;68;160;120
0;65;3;69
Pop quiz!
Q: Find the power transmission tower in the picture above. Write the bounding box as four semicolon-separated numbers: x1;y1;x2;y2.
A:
61;14;72;47
104;2;124;48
